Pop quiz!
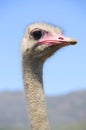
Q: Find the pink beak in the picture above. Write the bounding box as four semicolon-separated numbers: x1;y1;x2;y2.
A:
39;33;77;46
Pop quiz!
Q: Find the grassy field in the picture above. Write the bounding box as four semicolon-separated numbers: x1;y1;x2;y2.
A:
53;121;86;130
0;121;86;130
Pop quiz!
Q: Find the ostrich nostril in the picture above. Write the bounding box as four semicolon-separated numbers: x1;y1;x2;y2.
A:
58;37;64;40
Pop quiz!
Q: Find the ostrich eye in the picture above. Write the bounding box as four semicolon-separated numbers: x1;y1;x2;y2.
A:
30;29;43;40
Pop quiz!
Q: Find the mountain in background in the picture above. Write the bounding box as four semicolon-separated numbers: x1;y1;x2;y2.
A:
0;90;86;128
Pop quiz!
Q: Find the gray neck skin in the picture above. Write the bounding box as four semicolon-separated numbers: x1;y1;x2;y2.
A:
22;53;50;130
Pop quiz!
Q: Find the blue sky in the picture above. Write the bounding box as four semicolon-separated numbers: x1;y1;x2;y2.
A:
0;0;86;95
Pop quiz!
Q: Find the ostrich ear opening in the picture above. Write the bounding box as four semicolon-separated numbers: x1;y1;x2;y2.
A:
21;37;35;54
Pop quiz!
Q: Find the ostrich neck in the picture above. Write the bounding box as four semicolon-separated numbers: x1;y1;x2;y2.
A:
22;55;50;130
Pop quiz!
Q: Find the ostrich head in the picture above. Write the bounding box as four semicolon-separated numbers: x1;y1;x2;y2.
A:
21;23;77;63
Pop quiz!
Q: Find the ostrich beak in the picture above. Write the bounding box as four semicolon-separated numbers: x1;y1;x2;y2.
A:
39;33;77;46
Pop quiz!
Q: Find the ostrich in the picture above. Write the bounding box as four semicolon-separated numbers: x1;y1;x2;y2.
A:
21;22;77;130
